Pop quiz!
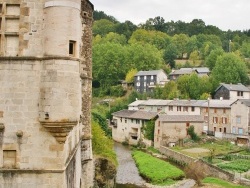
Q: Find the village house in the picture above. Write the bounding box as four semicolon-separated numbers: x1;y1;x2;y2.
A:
134;69;168;93
214;83;250;100
169;67;210;81
154;114;204;149
128;100;146;110
200;99;234;136
230;99;250;145
165;99;206;115
137;99;172;113
111;110;157;145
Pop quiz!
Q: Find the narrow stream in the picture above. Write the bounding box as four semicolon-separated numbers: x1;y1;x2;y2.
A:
114;142;146;188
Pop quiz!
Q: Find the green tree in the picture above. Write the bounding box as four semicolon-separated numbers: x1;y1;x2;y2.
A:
205;48;224;70
211;53;249;87
124;43;165;70
172;34;189;58
163;43;178;68
93;19;116;36
241;42;250;58
93;42;126;90
143;120;155;141
129;29;171;50
125;68;138;83
115;20;137;40
189;50;201;66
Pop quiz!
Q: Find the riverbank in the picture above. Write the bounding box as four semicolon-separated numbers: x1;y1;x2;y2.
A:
114;143;196;188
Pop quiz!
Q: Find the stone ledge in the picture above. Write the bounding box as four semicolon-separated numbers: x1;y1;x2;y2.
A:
0;56;80;61
0;169;64;174
40;120;78;143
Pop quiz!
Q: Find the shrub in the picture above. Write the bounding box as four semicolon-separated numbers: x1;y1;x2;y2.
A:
187;125;200;142
110;85;126;97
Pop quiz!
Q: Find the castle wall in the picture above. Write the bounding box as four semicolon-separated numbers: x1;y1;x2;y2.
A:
0;0;94;187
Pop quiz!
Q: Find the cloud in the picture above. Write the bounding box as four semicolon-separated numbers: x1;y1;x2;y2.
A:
91;0;250;31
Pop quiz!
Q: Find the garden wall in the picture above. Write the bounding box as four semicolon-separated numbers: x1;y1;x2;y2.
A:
160;146;235;181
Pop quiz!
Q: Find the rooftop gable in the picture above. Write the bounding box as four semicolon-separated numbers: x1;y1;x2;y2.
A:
135;69;166;76
215;83;250;92
112;109;158;120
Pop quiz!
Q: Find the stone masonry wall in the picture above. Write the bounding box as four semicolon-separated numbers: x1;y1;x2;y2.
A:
160;146;235;182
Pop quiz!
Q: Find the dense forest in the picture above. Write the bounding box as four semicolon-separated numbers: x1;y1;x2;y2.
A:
92;10;250;100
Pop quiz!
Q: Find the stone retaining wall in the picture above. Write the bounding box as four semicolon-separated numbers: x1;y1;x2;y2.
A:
160;146;234;182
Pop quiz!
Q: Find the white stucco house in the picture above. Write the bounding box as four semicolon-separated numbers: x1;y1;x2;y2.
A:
111;110;157;145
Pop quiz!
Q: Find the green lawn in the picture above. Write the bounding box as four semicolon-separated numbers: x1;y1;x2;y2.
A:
202;177;248;188
132;150;185;185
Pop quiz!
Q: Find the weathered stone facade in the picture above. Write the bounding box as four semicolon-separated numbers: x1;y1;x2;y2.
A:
0;0;94;187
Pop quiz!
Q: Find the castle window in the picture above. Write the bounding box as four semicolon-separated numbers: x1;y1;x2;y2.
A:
3;150;16;168
69;40;76;56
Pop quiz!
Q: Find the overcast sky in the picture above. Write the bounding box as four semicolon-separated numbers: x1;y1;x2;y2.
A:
90;0;250;31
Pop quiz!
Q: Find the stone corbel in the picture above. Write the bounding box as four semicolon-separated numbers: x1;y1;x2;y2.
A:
40;121;77;144
0;123;5;132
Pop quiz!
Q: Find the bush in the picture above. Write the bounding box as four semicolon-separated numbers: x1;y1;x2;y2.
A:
187;125;200;142
110;85;126;97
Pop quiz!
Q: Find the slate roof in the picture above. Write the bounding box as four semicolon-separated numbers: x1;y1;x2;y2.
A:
139;99;172;106
128;100;146;107
200;99;235;108
169;67;210;76
112;110;158;120
135;69;165;76
215;83;250;92
168;100;206;107
158;114;204;122
169;69;195;75
231;99;250;107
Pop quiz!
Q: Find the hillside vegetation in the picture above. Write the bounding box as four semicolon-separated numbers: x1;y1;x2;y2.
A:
92;11;250;100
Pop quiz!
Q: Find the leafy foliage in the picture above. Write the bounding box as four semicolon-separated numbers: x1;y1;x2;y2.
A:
92;120;117;166
210;53;250;87
125;68;138;83
187;125;200;142
142;120;155;141
217;159;250;172
132;150;185;184
91;111;111;137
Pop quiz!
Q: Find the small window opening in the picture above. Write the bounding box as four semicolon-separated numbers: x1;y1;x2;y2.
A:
69;40;76;56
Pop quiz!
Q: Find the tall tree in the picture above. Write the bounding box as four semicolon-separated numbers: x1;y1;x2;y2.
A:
211;53;249;87
93;19;116;36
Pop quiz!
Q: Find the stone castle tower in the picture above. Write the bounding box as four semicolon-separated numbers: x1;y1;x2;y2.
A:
0;0;94;187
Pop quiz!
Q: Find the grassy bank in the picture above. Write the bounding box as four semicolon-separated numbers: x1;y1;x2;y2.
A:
202;177;248;188
132;150;185;185
92;120;117;166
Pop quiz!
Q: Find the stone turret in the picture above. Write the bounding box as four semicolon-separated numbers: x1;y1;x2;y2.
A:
0;1;94;187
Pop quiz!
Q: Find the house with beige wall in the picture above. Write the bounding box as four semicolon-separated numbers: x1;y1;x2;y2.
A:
165;100;205;115
200;99;234;136
112;110;157;145
154;114;204;149
138;99;171;113
230;99;250;144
